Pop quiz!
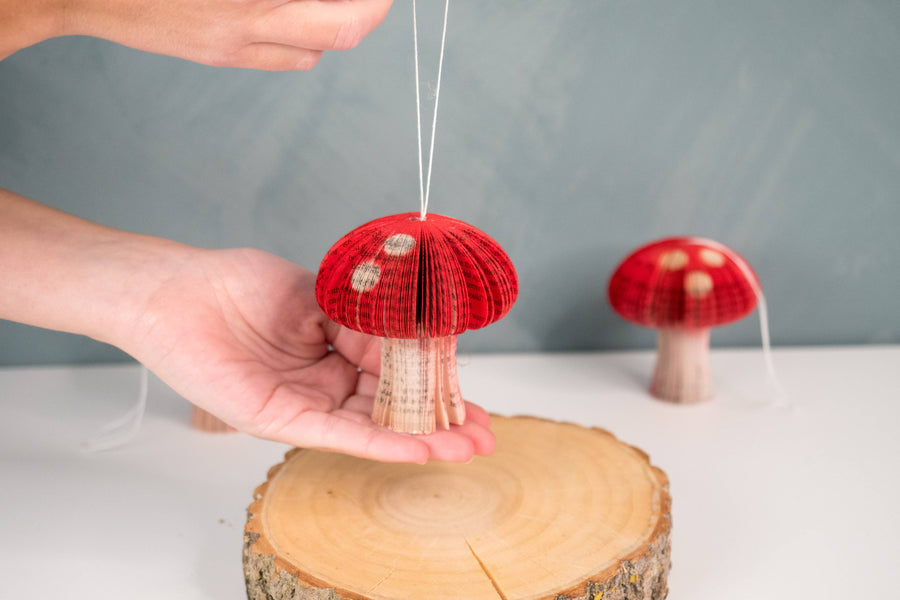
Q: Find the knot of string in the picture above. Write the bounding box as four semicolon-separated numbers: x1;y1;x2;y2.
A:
413;0;450;220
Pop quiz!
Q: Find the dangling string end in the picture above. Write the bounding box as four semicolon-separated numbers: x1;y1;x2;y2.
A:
754;289;791;408
82;365;149;452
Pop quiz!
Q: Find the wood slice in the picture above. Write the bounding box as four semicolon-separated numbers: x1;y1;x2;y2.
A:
244;416;671;600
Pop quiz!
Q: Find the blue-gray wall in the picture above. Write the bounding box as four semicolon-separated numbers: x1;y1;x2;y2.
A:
1;1;898;366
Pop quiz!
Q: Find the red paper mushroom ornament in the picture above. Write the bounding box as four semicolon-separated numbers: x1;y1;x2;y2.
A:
316;212;518;434
315;1;517;433
608;236;760;404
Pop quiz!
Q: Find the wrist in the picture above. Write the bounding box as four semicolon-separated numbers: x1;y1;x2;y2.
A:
76;232;199;353
0;188;199;357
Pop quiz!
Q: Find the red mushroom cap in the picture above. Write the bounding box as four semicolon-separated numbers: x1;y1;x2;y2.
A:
608;236;759;329
316;212;518;339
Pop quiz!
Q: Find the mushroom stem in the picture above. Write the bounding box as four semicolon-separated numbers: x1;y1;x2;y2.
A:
371;335;464;434
650;327;713;403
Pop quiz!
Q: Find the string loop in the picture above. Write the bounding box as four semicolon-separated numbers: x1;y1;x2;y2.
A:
413;0;450;220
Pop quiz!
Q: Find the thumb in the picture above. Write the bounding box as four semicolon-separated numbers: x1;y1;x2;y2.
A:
259;410;431;464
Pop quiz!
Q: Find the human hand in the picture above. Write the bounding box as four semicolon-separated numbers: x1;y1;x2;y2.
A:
123;246;495;463
1;0;393;70
0;189;493;463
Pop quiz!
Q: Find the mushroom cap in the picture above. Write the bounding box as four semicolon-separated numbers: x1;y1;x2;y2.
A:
608;236;759;329
316;212;518;339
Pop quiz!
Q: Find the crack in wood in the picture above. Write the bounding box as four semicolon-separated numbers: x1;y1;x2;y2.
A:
465;539;508;600
366;557;400;594
245;417;673;600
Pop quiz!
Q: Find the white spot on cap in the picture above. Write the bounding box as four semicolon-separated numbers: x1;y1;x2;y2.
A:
684;270;714;298
658;250;689;270
350;261;381;292
700;248;726;267
383;233;416;257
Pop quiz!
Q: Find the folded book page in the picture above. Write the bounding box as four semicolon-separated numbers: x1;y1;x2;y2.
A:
316;212;517;434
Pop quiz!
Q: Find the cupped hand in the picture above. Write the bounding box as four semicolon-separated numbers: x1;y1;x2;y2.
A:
125;247;495;463
3;0;394;70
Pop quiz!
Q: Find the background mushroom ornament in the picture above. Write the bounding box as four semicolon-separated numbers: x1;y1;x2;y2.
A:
316;212;518;434
608;236;761;404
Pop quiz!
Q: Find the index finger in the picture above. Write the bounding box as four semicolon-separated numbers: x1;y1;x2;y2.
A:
328;322;381;374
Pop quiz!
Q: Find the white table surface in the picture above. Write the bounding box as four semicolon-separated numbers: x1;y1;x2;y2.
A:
1;345;898;599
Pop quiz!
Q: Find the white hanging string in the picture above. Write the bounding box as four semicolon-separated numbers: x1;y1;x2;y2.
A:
413;0;450;219
82;365;149;452
746;280;790;407
690;236;790;406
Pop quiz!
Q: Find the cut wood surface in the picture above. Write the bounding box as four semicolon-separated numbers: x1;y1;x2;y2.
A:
244;416;671;600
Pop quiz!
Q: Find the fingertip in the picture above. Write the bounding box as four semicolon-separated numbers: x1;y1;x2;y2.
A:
419;431;476;463
413;448;429;465
474;427;496;456
463;422;495;457
294;50;323;71
404;437;431;465
463;402;492;427
366;430;431;464
331;16;364;51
